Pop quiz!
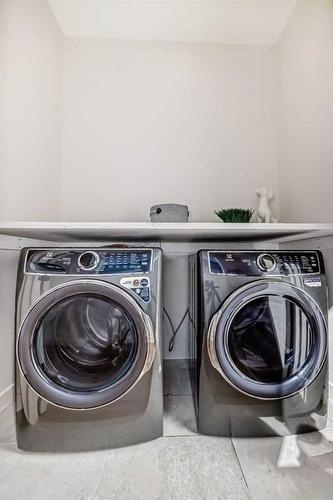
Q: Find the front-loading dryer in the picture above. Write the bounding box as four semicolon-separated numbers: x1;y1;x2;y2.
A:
189;250;328;437
16;247;163;452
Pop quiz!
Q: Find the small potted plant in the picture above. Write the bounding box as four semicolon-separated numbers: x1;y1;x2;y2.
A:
214;208;255;223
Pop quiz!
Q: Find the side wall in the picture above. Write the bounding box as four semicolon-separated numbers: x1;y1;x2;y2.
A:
0;246;19;412
276;0;333;222
0;0;64;221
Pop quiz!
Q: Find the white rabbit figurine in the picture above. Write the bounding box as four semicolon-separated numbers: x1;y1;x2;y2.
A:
255;187;277;223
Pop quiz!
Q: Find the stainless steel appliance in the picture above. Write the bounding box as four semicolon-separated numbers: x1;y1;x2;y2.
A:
189;250;328;437
16;247;163;452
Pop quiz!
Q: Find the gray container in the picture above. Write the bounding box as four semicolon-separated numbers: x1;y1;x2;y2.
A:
150;203;189;222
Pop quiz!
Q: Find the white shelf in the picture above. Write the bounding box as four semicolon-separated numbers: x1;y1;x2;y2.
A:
0;222;333;243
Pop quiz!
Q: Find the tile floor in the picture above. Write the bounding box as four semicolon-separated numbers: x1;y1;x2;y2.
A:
1;361;333;500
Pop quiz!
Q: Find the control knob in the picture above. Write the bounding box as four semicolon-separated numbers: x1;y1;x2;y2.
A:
78;251;100;271
257;253;276;272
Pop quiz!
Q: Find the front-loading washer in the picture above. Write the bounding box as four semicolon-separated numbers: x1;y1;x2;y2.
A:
16;247;163;452
189;250;328;437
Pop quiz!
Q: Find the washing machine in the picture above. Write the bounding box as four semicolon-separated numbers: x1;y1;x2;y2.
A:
15;247;163;452
189;250;328;437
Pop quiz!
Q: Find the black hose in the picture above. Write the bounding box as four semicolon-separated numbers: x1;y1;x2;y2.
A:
163;307;189;352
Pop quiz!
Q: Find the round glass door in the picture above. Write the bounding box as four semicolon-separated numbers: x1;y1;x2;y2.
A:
208;281;327;399
34;294;137;392
18;281;154;409
228;296;313;384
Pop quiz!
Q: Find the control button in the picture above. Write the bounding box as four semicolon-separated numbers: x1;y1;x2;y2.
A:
78;251;100;271
257;253;277;272
140;278;149;287
133;279;140;287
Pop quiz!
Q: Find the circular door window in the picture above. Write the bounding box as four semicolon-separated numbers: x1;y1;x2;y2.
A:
18;281;155;409
208;281;327;399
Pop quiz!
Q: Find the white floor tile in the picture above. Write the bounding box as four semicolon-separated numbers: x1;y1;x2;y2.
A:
233;427;333;500
163;395;197;436
94;436;250;500
0;444;108;500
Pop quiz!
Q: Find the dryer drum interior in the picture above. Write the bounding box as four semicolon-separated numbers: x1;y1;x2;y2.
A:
17;281;153;409
209;281;327;400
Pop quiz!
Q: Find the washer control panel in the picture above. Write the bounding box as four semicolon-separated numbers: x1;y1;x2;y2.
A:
208;251;321;276
26;249;152;275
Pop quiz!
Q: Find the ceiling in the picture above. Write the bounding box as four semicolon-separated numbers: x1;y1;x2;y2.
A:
47;0;298;45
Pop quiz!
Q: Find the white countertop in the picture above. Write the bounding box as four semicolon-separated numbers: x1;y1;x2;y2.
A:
0;222;333;242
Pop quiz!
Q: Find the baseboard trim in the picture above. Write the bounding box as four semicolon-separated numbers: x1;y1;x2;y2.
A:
0;385;14;413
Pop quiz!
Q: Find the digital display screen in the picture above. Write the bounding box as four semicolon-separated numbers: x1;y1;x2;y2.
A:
100;251;151;274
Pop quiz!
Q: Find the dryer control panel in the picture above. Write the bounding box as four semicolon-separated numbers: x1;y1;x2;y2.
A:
208;251;321;276
25;249;152;275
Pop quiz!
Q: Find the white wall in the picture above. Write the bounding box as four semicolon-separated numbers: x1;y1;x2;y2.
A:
60;39;279;222
0;248;20;412
276;0;333;223
0;1;8;206
1;1;333;225
0;0;64;221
